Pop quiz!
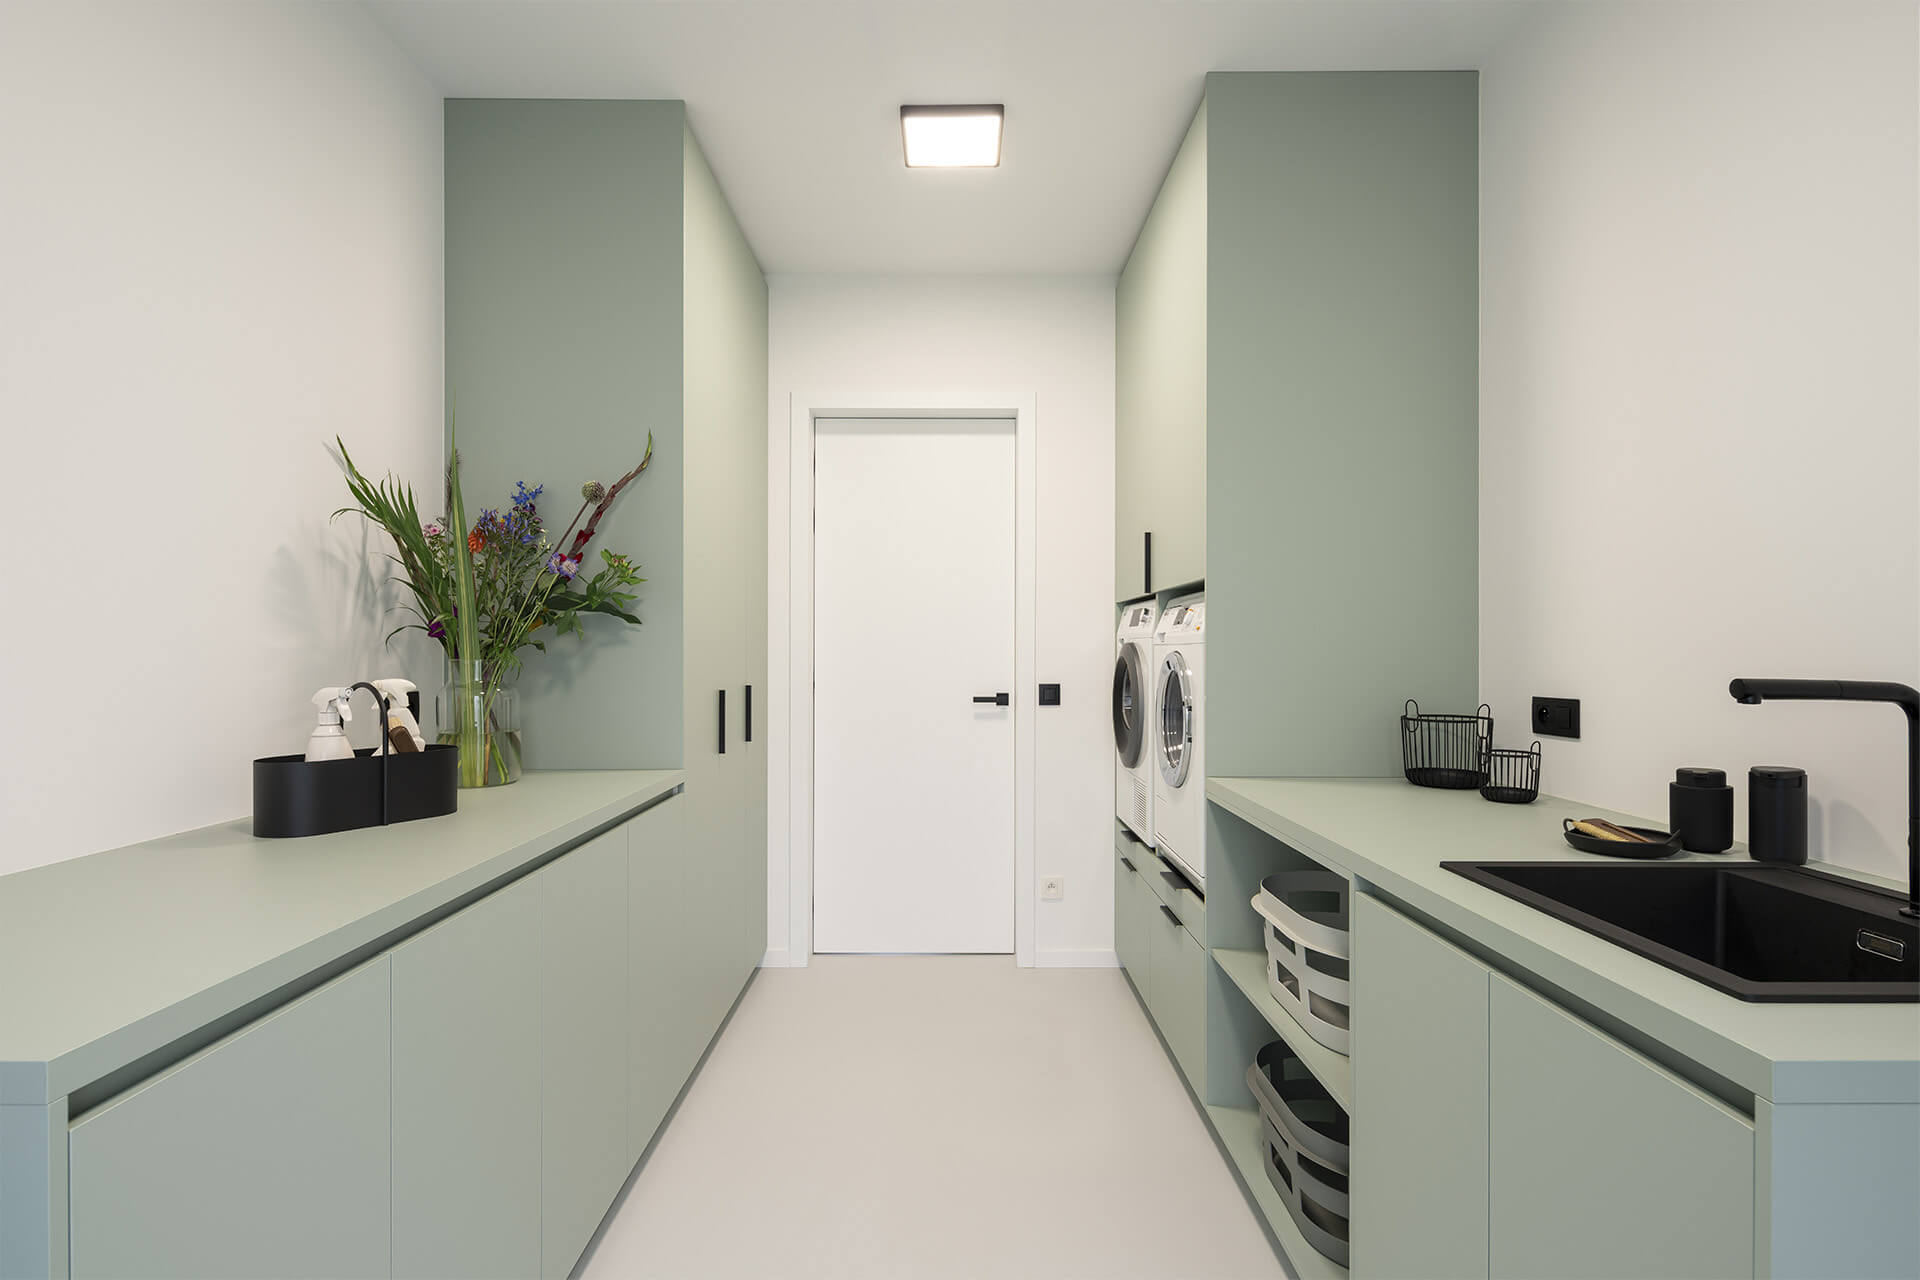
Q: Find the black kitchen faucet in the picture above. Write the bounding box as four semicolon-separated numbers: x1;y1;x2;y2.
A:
1729;679;1920;919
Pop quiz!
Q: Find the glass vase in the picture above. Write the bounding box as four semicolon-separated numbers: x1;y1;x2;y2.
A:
437;658;522;788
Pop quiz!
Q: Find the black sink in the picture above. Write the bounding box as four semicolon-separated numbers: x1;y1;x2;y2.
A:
1441;861;1918;1002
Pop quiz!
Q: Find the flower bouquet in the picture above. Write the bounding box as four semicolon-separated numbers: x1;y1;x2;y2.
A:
334;427;653;787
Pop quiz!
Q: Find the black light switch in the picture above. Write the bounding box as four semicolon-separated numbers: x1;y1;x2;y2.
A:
1038;683;1061;706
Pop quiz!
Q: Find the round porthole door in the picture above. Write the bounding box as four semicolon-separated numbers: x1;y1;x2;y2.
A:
1112;644;1146;768
1158;652;1194;788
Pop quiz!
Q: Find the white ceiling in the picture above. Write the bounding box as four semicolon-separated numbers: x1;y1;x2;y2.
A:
364;1;1535;275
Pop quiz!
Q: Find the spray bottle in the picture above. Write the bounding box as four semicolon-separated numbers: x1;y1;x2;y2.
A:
306;687;355;762
372;678;426;753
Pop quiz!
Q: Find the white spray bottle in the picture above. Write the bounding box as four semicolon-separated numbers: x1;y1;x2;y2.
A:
305;687;355;762
372;678;426;753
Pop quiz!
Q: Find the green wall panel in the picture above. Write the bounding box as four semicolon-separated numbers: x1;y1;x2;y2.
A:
445;99;687;769
1204;72;1478;777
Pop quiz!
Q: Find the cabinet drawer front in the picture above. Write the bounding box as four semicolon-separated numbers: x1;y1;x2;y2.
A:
1350;894;1489;1280
1489;974;1754;1280
1114;849;1153;989
1142;848;1207;943
393;875;542;1280
1147;906;1207;1088
69;961;392;1280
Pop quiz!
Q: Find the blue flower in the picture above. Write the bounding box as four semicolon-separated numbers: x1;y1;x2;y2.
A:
547;551;581;579
512;481;544;512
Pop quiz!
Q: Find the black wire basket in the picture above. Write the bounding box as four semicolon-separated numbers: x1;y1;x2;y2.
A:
1481;741;1542;804
1400;700;1493;790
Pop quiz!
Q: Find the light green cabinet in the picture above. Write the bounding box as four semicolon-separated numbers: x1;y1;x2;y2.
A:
1115;100;1207;599
629;795;700;1160
67;961;392;1279
542;827;632;1278
1114;844;1152;988
1488;974;1754;1280
392;875;542;1279
1146;899;1207;1087
1350;894;1490;1280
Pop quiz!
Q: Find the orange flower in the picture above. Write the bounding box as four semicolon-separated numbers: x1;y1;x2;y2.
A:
467;528;485;553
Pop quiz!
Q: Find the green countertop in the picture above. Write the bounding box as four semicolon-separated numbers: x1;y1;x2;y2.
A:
0;770;683;1105
1207;777;1920;1107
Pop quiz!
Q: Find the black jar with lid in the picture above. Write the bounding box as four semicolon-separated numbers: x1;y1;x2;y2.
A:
1749;766;1809;865
1669;767;1734;853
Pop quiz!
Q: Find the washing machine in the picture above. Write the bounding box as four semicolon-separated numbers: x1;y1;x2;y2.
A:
1152;594;1206;890
1113;599;1161;844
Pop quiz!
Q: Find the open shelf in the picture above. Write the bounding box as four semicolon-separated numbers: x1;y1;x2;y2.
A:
1205;1104;1349;1280
1212;947;1352;1110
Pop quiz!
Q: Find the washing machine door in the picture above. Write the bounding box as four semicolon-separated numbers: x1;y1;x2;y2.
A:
1112;643;1146;768
1158;651;1194;788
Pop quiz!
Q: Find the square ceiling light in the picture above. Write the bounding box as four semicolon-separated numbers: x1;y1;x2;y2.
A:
900;104;1004;168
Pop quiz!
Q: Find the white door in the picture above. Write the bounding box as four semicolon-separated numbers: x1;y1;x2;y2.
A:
813;417;1015;953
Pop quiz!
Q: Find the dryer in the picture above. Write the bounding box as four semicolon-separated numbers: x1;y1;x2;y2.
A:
1113;599;1161;844
1152;594;1206;890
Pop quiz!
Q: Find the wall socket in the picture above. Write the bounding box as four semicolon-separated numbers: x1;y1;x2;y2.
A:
1532;696;1581;739
1040;876;1065;901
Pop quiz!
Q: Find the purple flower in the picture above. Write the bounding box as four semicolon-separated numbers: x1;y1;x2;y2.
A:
547;551;581;579
427;619;447;639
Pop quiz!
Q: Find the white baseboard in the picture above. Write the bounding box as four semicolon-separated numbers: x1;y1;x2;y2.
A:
1035;948;1120;969
758;947;805;968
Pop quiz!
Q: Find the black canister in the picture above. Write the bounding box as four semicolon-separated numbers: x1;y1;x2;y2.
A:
1748;766;1808;865
1669;768;1734;853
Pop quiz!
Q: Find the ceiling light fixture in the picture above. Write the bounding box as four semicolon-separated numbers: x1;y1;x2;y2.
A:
900;104;1004;168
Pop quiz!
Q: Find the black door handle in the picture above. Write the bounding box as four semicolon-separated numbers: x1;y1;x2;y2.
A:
1158;903;1182;929
1144;530;1153;594
744;684;752;744
973;693;1011;707
717;689;726;755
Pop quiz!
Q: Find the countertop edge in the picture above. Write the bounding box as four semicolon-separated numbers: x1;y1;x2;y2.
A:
1206;777;1920;1108
2;770;684;1106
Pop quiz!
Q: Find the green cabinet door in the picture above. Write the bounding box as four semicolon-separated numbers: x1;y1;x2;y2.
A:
1114;848;1151;989
1488;974;1754;1279
629;795;702;1161
1146;902;1206;1087
68;960;392;1279
392;875;542;1279
1350;894;1490;1280
542;826;632;1278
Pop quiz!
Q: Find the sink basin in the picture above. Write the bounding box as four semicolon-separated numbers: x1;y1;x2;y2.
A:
1441;861;1918;1002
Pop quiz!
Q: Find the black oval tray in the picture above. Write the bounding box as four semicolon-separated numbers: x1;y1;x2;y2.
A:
1562;818;1682;859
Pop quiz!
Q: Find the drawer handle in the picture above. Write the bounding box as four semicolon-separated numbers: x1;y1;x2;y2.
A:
1158;861;1202;899
1120;857;1137;873
1159;903;1183;928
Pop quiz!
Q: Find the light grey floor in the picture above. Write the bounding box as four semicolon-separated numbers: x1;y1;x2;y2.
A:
582;956;1287;1280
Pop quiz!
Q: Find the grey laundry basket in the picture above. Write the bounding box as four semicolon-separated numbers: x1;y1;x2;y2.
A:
1248;1038;1351;1267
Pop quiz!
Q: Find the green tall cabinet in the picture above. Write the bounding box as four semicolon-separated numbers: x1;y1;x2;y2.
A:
1113;72;1478;774
445;99;769;1004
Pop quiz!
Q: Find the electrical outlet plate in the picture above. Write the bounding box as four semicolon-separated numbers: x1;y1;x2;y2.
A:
1040;876;1064;901
1532;696;1581;739
1038;683;1061;706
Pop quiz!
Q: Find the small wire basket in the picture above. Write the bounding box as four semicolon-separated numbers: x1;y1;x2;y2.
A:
1481;741;1543;804
1400;700;1493;789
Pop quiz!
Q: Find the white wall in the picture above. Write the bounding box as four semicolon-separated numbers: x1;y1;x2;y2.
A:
765;275;1117;965
0;2;445;874
1480;0;1920;880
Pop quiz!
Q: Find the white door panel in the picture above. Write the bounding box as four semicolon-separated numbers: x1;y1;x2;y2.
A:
813;418;1015;954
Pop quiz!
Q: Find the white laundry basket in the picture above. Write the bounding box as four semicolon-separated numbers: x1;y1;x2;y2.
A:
1248;1038;1351;1266
1252;870;1351;1054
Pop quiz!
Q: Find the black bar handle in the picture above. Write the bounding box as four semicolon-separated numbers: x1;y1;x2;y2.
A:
718;689;727;755
1120;857;1137;873
973;693;1011;707
1158;903;1182;928
1158;864;1201;900
744;684;753;744
1144;530;1152;594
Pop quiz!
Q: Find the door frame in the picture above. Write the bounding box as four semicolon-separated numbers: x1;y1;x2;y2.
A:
782;391;1038;967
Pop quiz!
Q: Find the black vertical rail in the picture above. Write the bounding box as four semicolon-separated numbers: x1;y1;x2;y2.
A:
744;685;753;743
718;689;727;755
1143;531;1153;595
